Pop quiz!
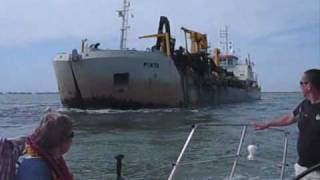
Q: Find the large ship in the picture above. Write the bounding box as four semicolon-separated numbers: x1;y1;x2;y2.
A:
53;0;261;109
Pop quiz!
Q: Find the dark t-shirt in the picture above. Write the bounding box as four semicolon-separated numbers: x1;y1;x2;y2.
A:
293;99;320;167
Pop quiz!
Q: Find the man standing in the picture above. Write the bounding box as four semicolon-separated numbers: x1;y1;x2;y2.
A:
254;69;320;179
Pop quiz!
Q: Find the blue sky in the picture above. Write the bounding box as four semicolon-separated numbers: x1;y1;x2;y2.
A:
0;0;319;92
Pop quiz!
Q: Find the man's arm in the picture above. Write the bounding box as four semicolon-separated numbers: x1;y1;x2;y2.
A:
253;113;297;130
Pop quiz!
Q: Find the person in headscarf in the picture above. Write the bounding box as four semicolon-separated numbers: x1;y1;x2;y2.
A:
16;112;74;180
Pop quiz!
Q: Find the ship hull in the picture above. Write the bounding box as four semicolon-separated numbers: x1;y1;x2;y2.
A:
53;50;261;109
53;50;184;109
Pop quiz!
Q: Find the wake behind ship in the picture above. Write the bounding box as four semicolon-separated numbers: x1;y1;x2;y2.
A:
53;3;261;109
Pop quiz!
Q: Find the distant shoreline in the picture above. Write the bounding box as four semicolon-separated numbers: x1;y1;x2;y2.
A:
263;91;300;93
0;92;58;95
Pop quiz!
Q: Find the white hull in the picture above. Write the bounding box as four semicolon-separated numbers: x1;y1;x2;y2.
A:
53;50;184;108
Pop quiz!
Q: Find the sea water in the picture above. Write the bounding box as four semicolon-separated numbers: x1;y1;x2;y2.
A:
0;92;302;179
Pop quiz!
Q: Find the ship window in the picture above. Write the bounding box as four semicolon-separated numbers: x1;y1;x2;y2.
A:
144;62;159;68
113;73;129;86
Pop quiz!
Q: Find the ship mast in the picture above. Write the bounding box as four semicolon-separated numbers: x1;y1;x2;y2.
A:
118;0;131;50
220;26;231;54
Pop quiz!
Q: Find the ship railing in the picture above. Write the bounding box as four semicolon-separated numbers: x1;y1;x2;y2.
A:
167;123;290;180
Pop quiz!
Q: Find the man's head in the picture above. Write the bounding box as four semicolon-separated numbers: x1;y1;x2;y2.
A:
300;69;320;97
33;112;74;155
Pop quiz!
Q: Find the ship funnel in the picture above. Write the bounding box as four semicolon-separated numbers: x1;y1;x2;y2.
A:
81;39;88;53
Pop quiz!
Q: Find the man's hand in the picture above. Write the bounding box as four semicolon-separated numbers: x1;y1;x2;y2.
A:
252;122;270;130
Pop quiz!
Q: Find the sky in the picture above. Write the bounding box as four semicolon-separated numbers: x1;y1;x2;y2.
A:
0;0;319;92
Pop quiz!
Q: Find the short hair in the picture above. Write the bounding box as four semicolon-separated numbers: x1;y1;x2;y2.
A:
304;69;320;90
33;112;73;150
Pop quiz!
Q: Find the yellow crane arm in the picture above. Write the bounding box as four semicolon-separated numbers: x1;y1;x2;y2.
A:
181;27;208;54
139;33;171;56
139;33;166;39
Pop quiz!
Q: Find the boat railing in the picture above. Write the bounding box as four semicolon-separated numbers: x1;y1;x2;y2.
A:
167;123;290;180
293;162;320;180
